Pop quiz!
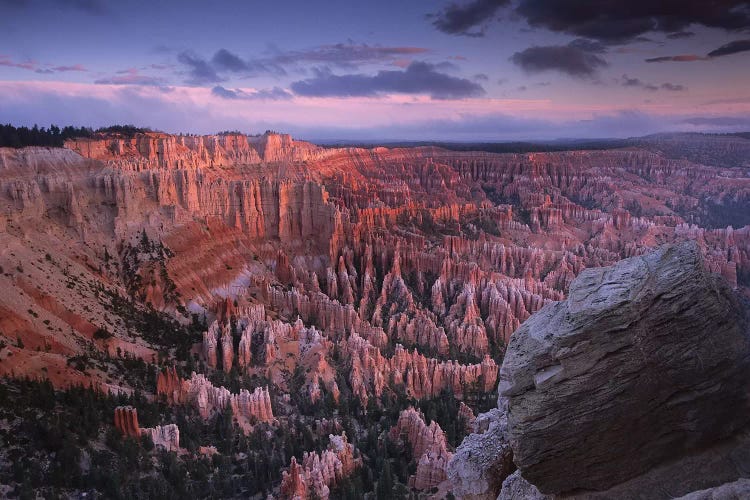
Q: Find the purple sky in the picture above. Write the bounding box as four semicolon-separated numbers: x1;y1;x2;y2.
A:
1;0;750;140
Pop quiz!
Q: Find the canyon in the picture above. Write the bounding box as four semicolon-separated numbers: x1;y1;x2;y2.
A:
1;130;750;498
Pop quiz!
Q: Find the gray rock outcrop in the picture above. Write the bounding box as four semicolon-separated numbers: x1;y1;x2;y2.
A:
447;405;514;500
498;241;750;493
449;242;750;498
676;478;750;500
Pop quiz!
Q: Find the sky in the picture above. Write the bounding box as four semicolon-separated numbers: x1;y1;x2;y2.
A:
1;0;750;141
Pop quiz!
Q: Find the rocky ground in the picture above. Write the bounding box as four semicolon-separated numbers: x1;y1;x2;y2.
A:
0;131;749;498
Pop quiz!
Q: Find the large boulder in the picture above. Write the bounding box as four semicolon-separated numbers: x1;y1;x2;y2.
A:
498;241;750;494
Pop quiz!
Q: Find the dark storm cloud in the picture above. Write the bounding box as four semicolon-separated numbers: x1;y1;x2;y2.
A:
289;62;485;99
620;74;686;91
517;0;750;43
211;85;292;100
510;44;608;77
431;0;750;43
707;39;750;57
430;0;509;36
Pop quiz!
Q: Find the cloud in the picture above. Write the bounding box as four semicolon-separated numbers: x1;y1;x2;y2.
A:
2;81;748;141
211;85;292;101
511;43;607;77
177;51;222;84
289;62;485;99
94;68;165;86
176;44;432;85
267;43;430;67
620;74;686;91
567;38;608;54
707;39;750;57
431;0;509;36
211;49;250;72
660;82;686;92
473;73;489;81
646;38;750;63
0;56;87;73
514;0;750;44
430;0;750;44
666;31;695;39
1;0;109;15
50;64;87;72
645;54;708;63
621;75;657;91
0;56;36;70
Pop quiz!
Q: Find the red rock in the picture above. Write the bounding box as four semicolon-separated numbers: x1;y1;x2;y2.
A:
156;371;274;431
279;433;361;500
114;406;141;438
390;408;453;490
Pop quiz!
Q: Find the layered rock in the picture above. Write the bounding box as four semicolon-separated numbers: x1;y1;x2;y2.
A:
449;242;750;499
499;241;750;493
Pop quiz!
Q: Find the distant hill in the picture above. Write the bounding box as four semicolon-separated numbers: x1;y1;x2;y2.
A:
317;131;750;169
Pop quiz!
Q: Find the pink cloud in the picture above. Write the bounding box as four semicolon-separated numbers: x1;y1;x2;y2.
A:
94;68;166;86
1;80;749;140
51;64;87;72
391;59;412;68
0;57;37;70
